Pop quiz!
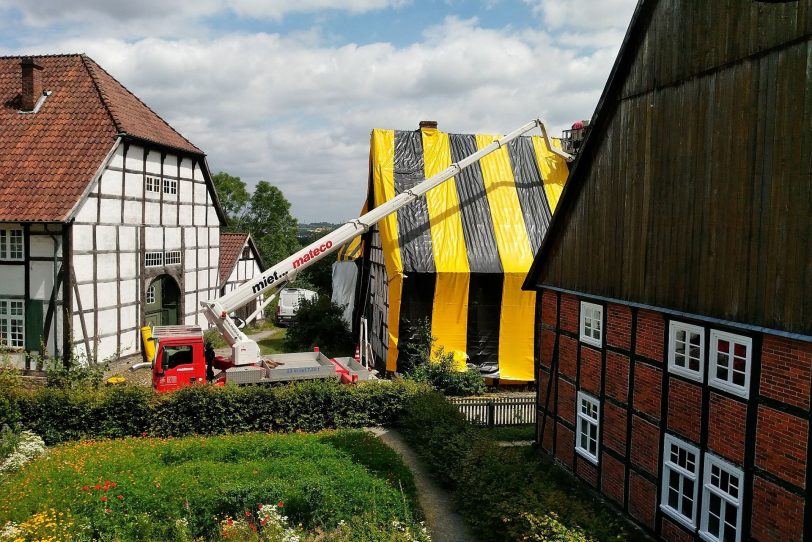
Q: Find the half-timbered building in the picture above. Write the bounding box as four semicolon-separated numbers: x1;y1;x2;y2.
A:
525;1;811;541
218;232;265;322
0;54;225;368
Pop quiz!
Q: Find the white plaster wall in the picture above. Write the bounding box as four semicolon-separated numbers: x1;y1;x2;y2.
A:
100;169;121;196
97;335;118;361
97;308;118;336
97;281;118;309
145;202;161;223
30;236;56;258
163;204;177;225
145;150;162;174
76;283;94;307
193;205;206;225
120;227;137;251
120;253;137;279
96;226;116;248
207;206;218;225
120;279;137;305
124;172;143;198
72;255;94;282
179;204;193;225
72;225;93;251
29;262;55;300
109;145;125;169
120;305;138;330
185;271;197;291
74;199;97;223
180;158;193;179
165;228;181;250
125;145;144;170
96;253;118;281
123;201;141;223
99;200;120;223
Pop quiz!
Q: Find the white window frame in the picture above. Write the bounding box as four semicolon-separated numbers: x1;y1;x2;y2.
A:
579;301;603;348
708;330;751;398
164;250;181;265
145;251;163;267
700;453;743;542
163;178;178;195
575;391;600;464
0;298;25;349
0;227;24;261
146;285;156;304
660;434;700;529
145;175;161;193
668;321;705;381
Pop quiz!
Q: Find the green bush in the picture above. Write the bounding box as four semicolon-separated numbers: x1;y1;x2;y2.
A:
283;296;354;357
398;318;486;396
3;379;431;445
397;390;631;542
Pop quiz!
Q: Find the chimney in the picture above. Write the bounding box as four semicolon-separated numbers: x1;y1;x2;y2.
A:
20;57;43;112
419;120;438;130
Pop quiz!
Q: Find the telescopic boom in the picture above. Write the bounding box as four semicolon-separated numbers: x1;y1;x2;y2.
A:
201;118;571;365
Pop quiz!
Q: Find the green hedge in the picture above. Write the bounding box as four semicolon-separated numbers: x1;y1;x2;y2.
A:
3;379;430;445
397;391;634;542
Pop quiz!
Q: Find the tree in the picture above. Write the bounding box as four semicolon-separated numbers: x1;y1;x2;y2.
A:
212;171;250;230
248;181;300;265
283;296;354;356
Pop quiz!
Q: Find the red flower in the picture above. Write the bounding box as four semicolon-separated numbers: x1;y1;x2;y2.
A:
141;432;148;437
82;485;89;491
249;523;257;532
226;518;233;526
111;483;118;488
105;480;111;486
105;508;111;513
94;485;101;490
245;511;251;517
116;495;124;500
261;518;268;526
100;496;108;502
277;501;284;508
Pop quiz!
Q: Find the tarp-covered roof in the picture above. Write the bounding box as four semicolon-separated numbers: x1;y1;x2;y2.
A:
358;125;569;380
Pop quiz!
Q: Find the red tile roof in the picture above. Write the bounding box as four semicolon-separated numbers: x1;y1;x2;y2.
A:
219;232;250;284
0;54;203;222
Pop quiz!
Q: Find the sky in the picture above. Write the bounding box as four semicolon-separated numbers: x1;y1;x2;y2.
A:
0;0;639;223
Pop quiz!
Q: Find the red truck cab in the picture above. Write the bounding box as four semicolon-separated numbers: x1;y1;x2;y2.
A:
150;326;210;393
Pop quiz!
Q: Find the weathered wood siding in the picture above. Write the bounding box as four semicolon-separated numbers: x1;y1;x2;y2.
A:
538;0;812;336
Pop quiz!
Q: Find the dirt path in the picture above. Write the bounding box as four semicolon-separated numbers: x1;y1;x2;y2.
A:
367;427;477;542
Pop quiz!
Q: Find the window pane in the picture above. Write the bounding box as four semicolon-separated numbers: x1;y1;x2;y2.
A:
734;343;746;358
708;494;722;535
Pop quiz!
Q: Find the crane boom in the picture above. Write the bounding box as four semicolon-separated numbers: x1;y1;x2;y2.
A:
201;118;570;365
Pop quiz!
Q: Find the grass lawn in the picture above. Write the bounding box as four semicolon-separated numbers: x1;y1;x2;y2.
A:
257;328;287;355
0;430;426;541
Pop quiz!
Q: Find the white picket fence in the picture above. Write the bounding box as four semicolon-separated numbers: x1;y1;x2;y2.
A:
447;394;536;426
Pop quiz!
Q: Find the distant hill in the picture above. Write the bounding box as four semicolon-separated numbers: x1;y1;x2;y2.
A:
297;222;341;244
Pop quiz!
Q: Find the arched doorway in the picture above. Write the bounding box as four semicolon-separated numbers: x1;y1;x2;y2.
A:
145;275;180;327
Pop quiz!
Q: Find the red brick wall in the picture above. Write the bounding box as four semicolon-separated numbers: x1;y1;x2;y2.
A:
661;518;693;542
539;329;555;370
537;413;554;452
601;452;625;504
541;289;558;328
558;379;576;425
707;393;746;464
635;309;664;361
751;476;805;541
605;351;629;403
606;303;632;350
630;415;659;475
559;335;578;380
580;345;601;395
555;422;574;468
755;405;808;488
667;379;702;442
633;362;662;419
628;471;657;529
576;457;598;488
538;369;552;408
560;294;579;334
603;401;627;455
760;335;812;410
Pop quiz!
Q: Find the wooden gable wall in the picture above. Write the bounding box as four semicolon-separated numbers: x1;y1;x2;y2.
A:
535;0;812;336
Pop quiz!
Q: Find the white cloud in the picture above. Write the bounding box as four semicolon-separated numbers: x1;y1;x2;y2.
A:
2;4;637;223
524;0;638;31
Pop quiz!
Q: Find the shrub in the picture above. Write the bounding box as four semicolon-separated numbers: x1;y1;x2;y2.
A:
2;379;431;445
397;391;631;542
399;319;486;396
283;297;354;357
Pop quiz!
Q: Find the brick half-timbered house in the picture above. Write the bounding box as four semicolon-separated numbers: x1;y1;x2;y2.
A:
0;54;225;368
524;2;811;541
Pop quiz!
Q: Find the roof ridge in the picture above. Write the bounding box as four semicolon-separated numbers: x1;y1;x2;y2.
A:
0;52;84;60
80;54;123;134
81;55;202;154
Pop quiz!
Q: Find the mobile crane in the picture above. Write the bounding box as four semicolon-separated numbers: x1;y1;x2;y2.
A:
140;118;570;393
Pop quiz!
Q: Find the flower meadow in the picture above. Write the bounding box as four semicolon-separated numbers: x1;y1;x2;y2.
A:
0;430;430;541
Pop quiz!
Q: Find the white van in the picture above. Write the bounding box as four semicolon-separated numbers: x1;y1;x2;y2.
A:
276;287;318;326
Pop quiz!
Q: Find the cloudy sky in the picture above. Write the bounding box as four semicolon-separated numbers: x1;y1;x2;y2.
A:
0;0;638;223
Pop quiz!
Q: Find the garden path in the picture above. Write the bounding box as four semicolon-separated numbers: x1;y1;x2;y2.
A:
367;427;477;542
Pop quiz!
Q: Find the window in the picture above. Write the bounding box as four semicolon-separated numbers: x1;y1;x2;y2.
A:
0;227;24;261
700;454;743;542
0;299;24;348
145;175;161;193
162;345;194;370
668;321;705;381
163;178;178;195
709;330;751;398
165;251;181;265
575;391;600;463
146;285;156;304
145;251;163;267
579;301;603;347
661;434;700;528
